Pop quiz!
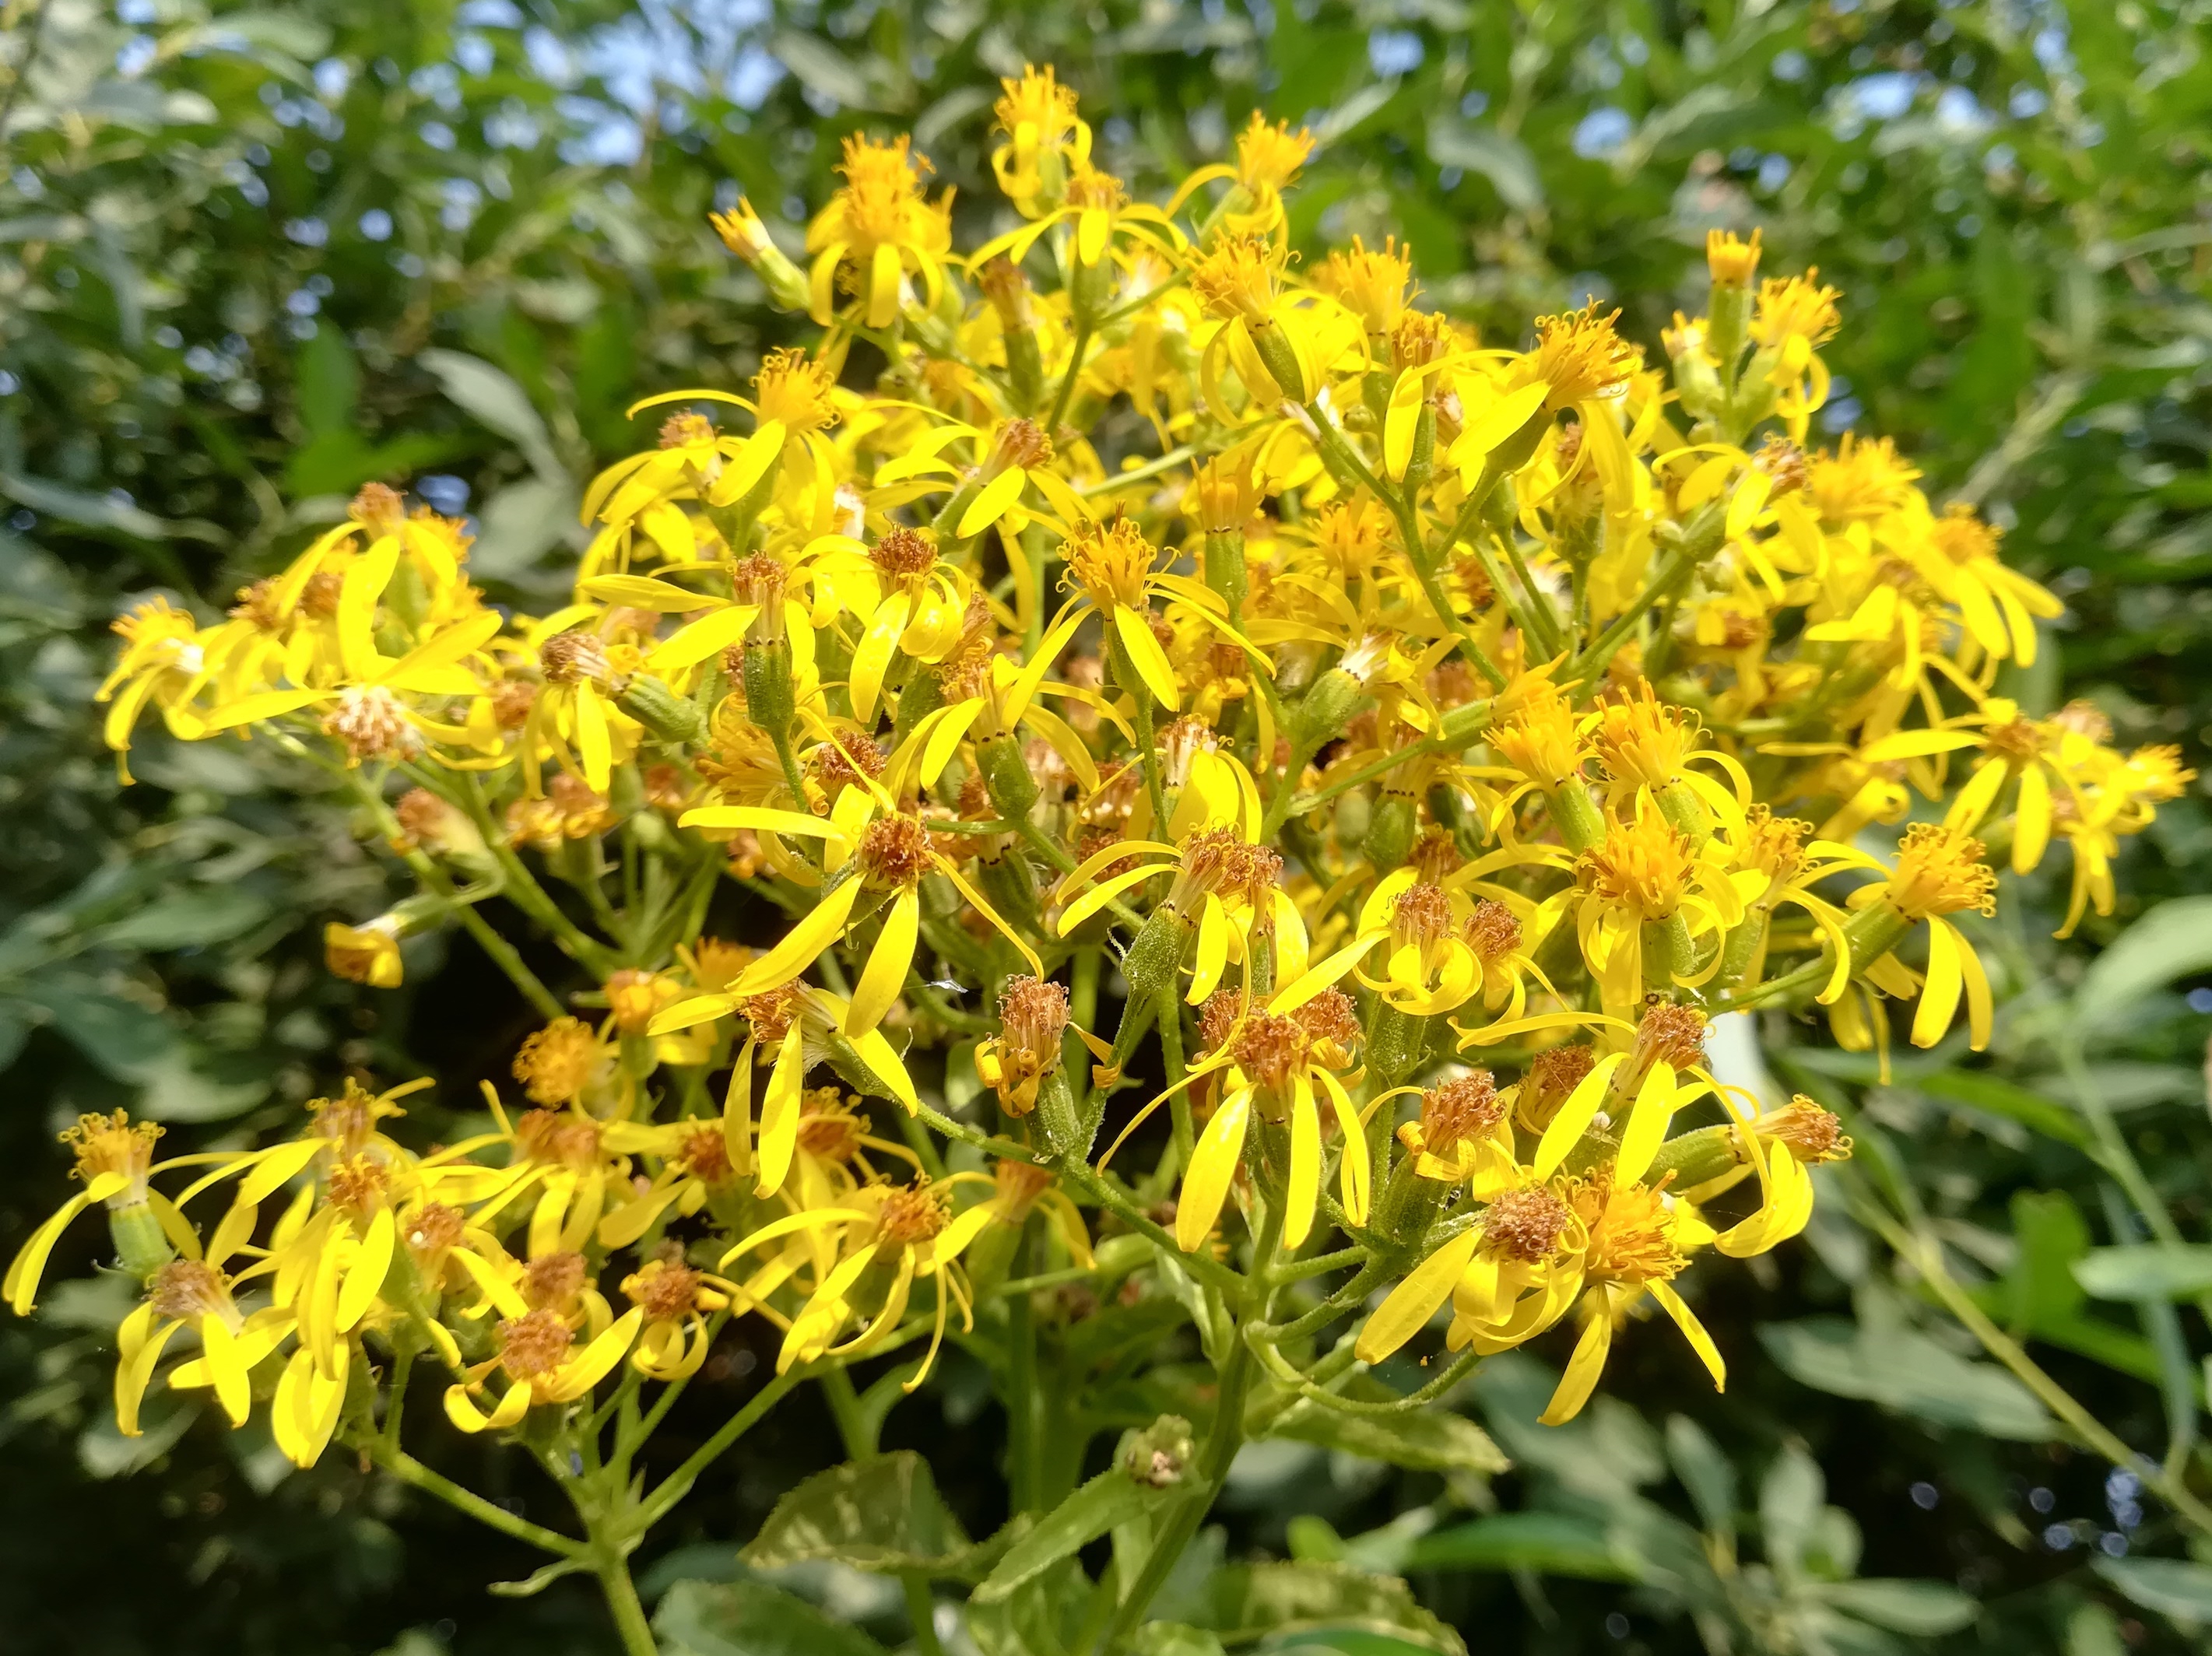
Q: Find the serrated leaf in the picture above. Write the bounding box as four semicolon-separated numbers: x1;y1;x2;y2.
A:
742;1453;989;1579
1268;1395;1506;1476
653;1579;887;1656
975;1468;1172;1602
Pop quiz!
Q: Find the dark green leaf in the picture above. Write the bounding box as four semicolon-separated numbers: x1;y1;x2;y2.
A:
2074;896;2212;1033
1404;1512;1633;1581
975;1468;1173;1602
741;1453;988;1579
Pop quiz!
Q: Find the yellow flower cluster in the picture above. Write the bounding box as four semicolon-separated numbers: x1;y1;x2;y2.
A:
21;67;2189;1588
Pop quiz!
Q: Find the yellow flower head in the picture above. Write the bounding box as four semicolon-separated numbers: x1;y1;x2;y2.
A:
1736;805;1811;882
1481;1181;1575;1263
349;481;409;534
1570;1172;1687;1288
1490;680;1586;788
1754;1096;1853;1165
1063;159;1129;213
1417;1070;1504;1163
1577;809;1697;921
875;1176;951;1248
1884;823;1998;921
829;134;934;250
1706;226;1763;289
994;64;1083;153
1806;433;1919;523
326;915;405;988
710;196;773;261
752;346;839;433
980;974;1071;1116
61;1110;161;1200
1590;681;1701;793
1529;302;1638;410
1234;111;1316;195
1193;454;1261;535
1063;514;1158;612
514;1016;601;1106
605;969;679;1036
111;596;201;668
1750;270;1842;349
1314;235;1414;336
1925;502;2002;570
2120;745;2196;805
1188;232;1281;325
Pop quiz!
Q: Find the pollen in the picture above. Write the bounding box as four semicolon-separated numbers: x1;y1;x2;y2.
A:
830;133;933;248
731;554;788;612
1577;810;1697;921
1462;899;1523;963
1634;1001;1708;1072
1806;433;1919;524
1188;233;1281;325
1757;1096;1852;1164
1231;1009;1305;1095
604;969;678;1037
658;410;716;448
61;1110;161;1189
496;1308;574;1382
1886;823;1999;920
1062;514;1157;612
349;482;407;532
1315;234;1414;336
1392;882;1454;952
1753;434;1808;495
676;1126;736;1185
796;1096;865;1163
148;1260;233;1321
994;63;1081;147
741;985;803;1044
324;1153;391;1215
1197;990;1243;1054
991;416;1054;472
1738;805;1810;882
1294;988;1361;1053
1574;1174;1686;1287
1489;682;1585;787
623;1258;704;1321
1591;681;1701;792
877;1177;951;1247
869;525;938;579
539;631;613;686
514;1108;604;1173
858;815;936;888
999;975;1071;1063
1482;1184;1572;1263
523;1251;588;1311
1926;502;2001;570
513;1017;599;1106
403;1202;466;1259
1420;1072;1502;1155
323;686;423;763
1529;301;1638;410
1517;1044;1596;1132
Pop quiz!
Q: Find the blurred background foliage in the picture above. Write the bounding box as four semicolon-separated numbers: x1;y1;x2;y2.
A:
6;0;2212;1651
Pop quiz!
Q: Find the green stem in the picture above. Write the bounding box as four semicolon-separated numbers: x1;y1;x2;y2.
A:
634;1367;804;1530
374;1444;583;1556
904;1574;946;1656
592;1549;659;1656
1046;321;1094;433
1157;989;1192;1176
822;1364;876;1458
1094;1199;1282;1653
1056;1156;1245;1295
1006;1212;1042;1512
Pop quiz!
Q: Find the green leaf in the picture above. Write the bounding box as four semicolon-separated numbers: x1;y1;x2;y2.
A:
468;477;582;584
2004;1190;2092;1326
1759;1318;2053;1440
1758;1444;1824;1577
1192;1562;1464;1655
653;1579;888;1656
296;326;360;440
2074;1244;2212;1301
1268;1391;1506;1476
1403;1511;1633;1581
1816;1578;1978;1635
1423;117;1543;212
1665;1415;1737;1538
741;1452;989;1580
96;887;271;951
966;1558;1089;1656
770;31;876;111
417;349;564;484
975;1468;1173;1602
1129;1625;1227;1656
2093;1556;2212;1627
2073;895;2212;1032
1914;1071;2091;1149
21;984;177;1077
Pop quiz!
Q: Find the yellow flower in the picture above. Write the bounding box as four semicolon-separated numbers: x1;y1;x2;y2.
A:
990;63;1090;214
325;915;405;988
444;1303;644;1432
1705;226;1763;288
805;134;953;328
1314;235;1415;337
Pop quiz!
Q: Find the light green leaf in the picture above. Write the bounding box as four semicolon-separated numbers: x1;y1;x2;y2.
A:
1403;1511;1633;1581
2094;1556;2212;1627
1192;1562;1465;1655
1816;1578;1978;1635
975;1466;1174;1602
1665;1415;1737;1538
418;349;564;483
97;888;271;951
1424;118;1543;212
653;1579;887;1656
1759;1444;1824;1577
2074;1244;2212;1301
1760;1318;2053;1440
770;32;875;111
2074;896;2212;1032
